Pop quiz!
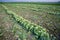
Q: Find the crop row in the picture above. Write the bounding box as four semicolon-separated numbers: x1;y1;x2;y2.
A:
2;5;56;40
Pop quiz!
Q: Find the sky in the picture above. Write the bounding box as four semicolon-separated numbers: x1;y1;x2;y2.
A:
1;0;60;2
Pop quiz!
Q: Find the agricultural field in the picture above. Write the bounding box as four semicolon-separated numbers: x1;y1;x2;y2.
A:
0;3;60;40
0;4;36;40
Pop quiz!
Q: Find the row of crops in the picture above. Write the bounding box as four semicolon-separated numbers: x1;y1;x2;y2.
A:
2;5;57;40
4;4;60;16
